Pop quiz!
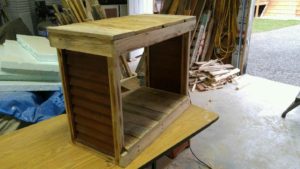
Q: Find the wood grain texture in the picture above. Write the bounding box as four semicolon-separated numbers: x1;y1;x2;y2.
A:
114;20;195;56
107;56;124;164
48;14;195;40
62;50;115;157
58;49;76;141
120;87;191;167
48;15;196;57
181;32;191;95
148;36;183;94
0;105;218;169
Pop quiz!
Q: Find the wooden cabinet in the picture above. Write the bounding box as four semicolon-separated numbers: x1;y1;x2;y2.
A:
48;14;196;167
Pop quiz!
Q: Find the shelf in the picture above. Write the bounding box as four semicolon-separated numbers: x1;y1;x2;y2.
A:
122;87;190;150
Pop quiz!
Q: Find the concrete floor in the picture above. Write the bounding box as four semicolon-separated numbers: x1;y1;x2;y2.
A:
152;75;300;169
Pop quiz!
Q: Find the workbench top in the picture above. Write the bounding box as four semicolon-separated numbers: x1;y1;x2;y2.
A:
0;105;218;169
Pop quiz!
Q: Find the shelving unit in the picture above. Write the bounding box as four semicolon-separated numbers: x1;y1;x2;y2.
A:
48;14;196;167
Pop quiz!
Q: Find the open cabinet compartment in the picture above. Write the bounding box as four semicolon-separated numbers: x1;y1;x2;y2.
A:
48;14;196;167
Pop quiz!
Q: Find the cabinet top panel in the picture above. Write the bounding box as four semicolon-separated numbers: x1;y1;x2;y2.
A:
48;14;195;41
48;14;195;57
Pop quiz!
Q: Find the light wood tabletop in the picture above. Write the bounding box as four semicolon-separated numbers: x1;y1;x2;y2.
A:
0;104;218;169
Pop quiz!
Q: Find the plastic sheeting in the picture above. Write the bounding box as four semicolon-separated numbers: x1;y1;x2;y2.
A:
0;90;65;123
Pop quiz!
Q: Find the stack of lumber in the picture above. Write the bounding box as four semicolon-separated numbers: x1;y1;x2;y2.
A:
158;0;241;66
189;60;240;92
159;0;216;66
52;0;106;25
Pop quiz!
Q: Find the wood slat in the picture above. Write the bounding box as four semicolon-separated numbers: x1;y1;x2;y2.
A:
76;132;114;156
123;87;188;113
149;36;183;93
72;97;111;116
76;123;113;145
124;123;149;139
65;50;108;72
48;14;195;41
73;106;112;125
123;111;158;128
123;102;166;121
71;86;110;106
74;114;113;136
68;66;109;84
124;135;139;150
69;77;109;95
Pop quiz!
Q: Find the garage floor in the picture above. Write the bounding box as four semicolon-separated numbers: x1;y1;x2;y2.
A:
153;75;300;169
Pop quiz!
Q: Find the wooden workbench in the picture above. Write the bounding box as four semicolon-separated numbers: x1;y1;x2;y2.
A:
0;105;218;169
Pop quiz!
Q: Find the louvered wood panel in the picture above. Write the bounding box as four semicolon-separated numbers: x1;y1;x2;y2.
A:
63;50;114;156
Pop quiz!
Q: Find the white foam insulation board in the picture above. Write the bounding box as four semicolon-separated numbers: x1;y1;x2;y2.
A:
0;40;59;72
0;81;61;92
16;34;57;62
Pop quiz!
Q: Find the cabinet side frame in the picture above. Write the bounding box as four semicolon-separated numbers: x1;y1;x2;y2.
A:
181;32;191;95
57;49;76;141
107;54;124;163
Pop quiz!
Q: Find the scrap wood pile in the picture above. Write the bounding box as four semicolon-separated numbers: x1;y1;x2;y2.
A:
52;0;106;25
189;60;240;92
157;0;242;91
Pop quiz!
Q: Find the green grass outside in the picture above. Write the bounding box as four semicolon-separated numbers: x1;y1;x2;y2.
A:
252;19;300;33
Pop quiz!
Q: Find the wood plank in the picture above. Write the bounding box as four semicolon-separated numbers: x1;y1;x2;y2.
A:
124;123;150;139
123;87;188;113
123;102;166;121
114;19;195;56
68;66;109;84
201;18;214;61
49;18;195;57
168;0;180;14
70;86;110;105
123;111;158;128
191;0;199;15
191;0;207;42
148;36;183;94
76;132;114;156
176;0;188;15
72;97;111;115
107;56;123;164
74;115;113;136
48;15;195;41
65;50;108;71
69;77;109;94
124;135;139;150
161;0;173;14
67;0;83;22
76;124;113;144
181;32;190;95
59;50;77;141
73;106;112;123
120;54;133;78
120;95;191;167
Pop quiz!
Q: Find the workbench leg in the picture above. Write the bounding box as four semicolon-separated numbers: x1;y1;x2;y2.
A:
151;161;157;169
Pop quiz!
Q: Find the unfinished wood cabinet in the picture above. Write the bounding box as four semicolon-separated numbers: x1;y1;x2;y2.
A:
48;14;196;167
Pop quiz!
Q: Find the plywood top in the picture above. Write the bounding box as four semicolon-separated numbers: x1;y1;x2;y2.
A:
48;14;195;41
0;105;218;169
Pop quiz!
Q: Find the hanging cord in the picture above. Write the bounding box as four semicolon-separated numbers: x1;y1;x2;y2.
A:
189;146;212;169
213;0;240;60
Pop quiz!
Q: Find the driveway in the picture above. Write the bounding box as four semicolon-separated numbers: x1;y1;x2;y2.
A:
246;24;300;87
